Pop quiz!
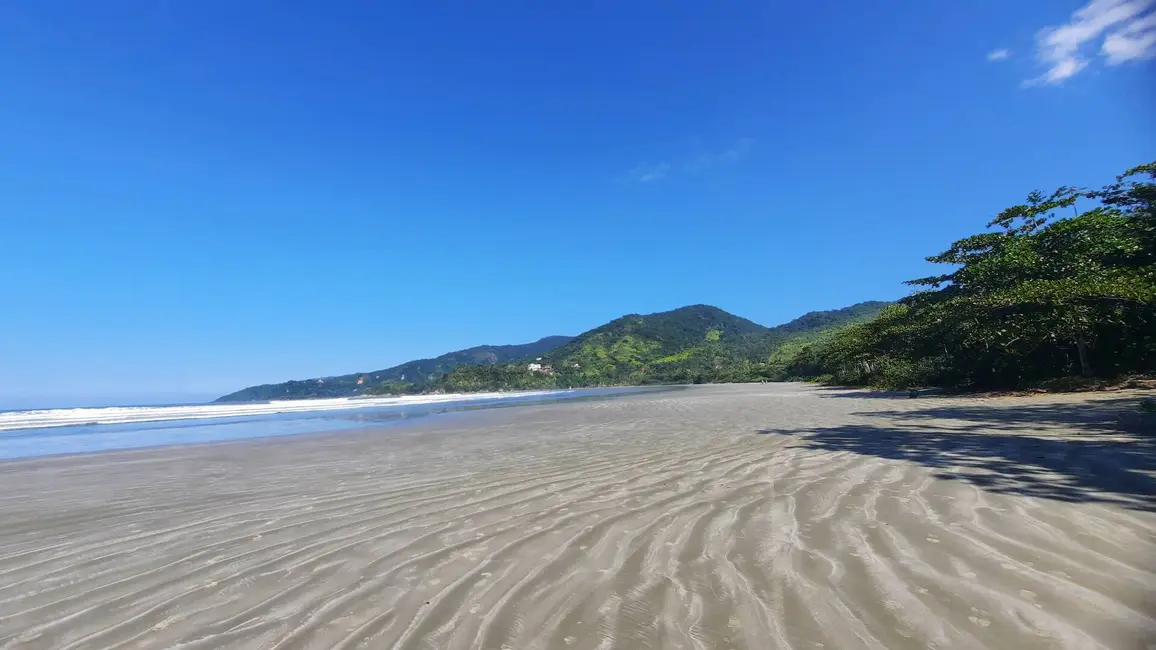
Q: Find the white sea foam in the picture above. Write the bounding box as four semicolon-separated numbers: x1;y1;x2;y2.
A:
0;391;567;432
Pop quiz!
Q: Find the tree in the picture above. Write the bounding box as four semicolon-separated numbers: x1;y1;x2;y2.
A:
790;162;1156;390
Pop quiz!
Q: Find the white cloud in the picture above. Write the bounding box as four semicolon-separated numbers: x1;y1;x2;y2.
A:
1102;9;1156;62
987;48;1011;61
1032;56;1090;85
685;138;755;172
1027;0;1156;85
629;162;671;183
626;138;754;183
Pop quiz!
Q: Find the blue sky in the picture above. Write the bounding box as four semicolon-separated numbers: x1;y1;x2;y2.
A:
1;0;1153;407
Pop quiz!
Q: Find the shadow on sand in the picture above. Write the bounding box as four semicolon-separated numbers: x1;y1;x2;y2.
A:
810;386;947;400
759;397;1156;511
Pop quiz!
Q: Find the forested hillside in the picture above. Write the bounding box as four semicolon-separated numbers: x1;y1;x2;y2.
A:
435;302;888;391
215;336;574;401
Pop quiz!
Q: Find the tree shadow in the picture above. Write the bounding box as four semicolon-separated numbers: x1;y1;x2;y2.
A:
811;386;946;400
758;399;1156;510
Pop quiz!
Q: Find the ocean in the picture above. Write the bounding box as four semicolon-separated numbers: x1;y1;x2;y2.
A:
0;388;650;460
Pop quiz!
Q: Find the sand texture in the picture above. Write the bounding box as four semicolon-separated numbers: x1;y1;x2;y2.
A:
0;383;1153;649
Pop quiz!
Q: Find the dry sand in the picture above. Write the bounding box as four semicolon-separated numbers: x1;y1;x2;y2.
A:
0;383;1153;650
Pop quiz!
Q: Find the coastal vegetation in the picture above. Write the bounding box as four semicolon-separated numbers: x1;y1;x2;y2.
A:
217;303;888;400
435;303;888;391
215;336;574;401
776;162;1156;391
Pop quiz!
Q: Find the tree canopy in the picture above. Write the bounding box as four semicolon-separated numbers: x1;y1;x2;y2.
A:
782;162;1156;391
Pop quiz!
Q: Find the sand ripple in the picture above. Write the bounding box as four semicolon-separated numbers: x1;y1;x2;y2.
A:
0;384;1153;649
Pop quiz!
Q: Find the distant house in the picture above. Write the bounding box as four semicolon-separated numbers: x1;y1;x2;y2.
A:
528;362;553;373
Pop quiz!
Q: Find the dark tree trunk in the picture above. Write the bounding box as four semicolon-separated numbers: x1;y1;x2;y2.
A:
1076;334;1093;376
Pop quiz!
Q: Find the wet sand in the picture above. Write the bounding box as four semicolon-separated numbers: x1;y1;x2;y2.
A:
0;383;1153;649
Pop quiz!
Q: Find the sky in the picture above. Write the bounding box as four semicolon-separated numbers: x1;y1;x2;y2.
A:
1;0;1153;408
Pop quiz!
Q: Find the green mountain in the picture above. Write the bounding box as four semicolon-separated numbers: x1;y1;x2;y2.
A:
437;301;889;391
765;301;892;337
215;335;574;402
537;304;770;385
218;302;891;400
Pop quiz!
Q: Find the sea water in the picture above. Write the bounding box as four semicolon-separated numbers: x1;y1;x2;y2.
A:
0;388;650;460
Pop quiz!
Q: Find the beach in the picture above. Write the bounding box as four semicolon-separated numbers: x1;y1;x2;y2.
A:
0;383;1153;649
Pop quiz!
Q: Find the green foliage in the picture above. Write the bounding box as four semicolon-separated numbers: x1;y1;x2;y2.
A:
652;349;695;364
217;295;891;400
783;162;1156;391
435;303;890;391
216;336;575;402
371;381;417;395
435;365;559;392
535;302;888;388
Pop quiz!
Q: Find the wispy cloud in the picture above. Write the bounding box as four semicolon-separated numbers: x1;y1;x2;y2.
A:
1102;9;1156;63
626;138;754;184
628;162;671;183
685;138;755;172
987;48;1011;61
1026;0;1156;86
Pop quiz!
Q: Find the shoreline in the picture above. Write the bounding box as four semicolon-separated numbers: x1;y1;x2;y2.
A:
0;386;670;465
0;387;674;462
0;388;578;433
